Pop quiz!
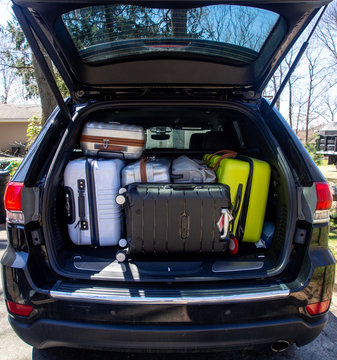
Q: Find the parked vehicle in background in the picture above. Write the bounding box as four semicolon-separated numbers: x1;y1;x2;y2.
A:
316;122;337;166
2;0;335;353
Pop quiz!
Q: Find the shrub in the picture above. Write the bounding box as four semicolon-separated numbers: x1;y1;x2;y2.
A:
305;142;324;166
26;115;42;149
9;160;22;177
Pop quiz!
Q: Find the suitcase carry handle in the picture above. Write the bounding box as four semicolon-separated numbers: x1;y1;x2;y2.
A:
64;187;75;225
170;174;184;180
77;179;88;231
207;150;237;169
165;184;196;190
96;150;124;159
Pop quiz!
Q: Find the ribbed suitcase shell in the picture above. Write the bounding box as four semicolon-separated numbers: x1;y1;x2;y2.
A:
125;183;231;255
202;154;270;243
80;122;145;159
121;158;171;186
64;158;125;246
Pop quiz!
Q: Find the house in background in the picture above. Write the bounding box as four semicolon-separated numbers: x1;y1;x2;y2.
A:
0;104;41;153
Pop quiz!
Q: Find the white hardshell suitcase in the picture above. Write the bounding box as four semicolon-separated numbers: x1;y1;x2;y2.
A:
64;158;125;246
121;158;171;186
80;122;146;159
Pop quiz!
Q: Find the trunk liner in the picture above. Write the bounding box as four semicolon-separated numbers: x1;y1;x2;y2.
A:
67;255;269;282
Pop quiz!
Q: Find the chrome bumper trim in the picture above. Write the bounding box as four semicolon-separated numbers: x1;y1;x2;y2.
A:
50;283;290;305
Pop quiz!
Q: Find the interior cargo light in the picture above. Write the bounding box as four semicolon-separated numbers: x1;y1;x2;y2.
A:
306;299;331;315
315;182;333;210
6;300;33;317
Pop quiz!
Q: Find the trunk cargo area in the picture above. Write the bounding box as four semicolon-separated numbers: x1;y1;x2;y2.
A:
42;102;296;282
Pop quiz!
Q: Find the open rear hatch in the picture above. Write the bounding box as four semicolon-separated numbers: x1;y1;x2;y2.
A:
12;0;330;100
11;0;329;283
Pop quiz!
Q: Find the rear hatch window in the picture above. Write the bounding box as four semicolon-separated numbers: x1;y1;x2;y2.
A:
62;4;280;64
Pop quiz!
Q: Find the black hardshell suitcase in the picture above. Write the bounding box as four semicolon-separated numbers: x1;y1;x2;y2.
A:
124;183;231;256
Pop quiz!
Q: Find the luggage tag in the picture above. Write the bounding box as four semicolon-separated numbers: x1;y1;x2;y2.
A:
217;209;233;241
217;209;239;255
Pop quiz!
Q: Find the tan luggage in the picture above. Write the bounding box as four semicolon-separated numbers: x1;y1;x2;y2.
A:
80;122;145;159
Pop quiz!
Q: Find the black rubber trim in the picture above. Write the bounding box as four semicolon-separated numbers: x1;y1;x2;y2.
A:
236;156;254;240
230;183;243;236
85;159;99;247
9;314;327;351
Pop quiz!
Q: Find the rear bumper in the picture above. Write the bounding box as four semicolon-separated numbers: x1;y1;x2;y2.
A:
2;240;335;352
9;314;327;351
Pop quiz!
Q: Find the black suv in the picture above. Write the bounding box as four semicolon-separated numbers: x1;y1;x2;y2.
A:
2;0;336;353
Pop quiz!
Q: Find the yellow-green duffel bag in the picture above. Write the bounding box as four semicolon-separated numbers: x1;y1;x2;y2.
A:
203;151;270;243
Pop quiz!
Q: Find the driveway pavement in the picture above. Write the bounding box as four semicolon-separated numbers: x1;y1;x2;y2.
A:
1;225;336;360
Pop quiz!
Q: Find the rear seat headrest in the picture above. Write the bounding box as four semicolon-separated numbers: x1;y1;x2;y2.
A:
202;129;239;150
189;133;204;150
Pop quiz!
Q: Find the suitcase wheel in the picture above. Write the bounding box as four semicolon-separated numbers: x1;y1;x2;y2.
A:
229;237;239;255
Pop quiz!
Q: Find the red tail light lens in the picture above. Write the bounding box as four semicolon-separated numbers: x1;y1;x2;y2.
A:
315;182;333;210
4;182;24;212
306;299;331;315
6;300;33;317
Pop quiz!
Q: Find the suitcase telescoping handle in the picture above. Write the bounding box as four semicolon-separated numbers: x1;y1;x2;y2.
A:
208;150;237;170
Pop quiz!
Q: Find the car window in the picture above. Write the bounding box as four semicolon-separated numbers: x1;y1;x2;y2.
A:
62;4;279;64
146;128;208;149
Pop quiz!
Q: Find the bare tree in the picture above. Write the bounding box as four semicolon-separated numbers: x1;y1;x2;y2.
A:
265;60;287;111
317;2;337;67
0;25;18;103
5;19;62;123
303;49;330;143
322;94;337;122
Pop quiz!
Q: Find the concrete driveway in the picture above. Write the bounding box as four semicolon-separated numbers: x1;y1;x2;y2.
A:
1;225;336;360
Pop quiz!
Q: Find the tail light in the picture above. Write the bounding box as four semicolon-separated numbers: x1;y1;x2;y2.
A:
313;182;332;224
6;300;33;317
306;299;331;316
4;181;25;224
